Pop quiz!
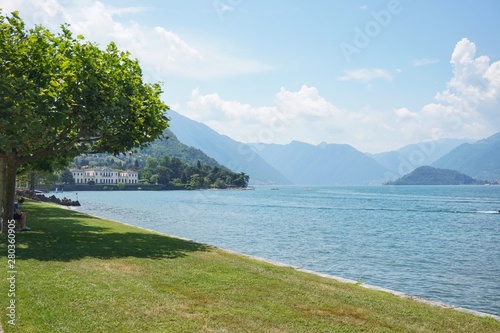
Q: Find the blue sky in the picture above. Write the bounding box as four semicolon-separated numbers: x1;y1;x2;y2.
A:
2;0;500;152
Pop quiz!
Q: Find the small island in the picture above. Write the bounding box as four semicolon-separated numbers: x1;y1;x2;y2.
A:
384;166;482;185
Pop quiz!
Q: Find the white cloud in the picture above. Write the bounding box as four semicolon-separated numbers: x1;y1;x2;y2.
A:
436;38;500;126
442;38;500;102
185;85;344;127
275;85;340;119
394;107;418;121
338;68;393;84
186;88;274;123
398;38;500;143
154;27;202;60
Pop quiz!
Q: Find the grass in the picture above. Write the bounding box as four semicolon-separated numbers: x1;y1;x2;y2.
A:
1;200;499;333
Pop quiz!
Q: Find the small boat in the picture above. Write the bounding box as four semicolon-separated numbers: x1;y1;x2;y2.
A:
242;187;255;190
271;187;279;190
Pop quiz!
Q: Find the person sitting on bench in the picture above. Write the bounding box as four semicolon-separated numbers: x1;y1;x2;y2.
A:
13;197;31;231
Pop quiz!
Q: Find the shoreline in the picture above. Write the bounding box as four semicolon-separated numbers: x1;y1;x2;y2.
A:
73;204;500;322
224;249;500;322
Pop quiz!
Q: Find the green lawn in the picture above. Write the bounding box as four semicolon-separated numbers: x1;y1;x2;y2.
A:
1;200;499;332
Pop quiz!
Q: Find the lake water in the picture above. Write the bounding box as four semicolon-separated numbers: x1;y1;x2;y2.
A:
54;185;500;316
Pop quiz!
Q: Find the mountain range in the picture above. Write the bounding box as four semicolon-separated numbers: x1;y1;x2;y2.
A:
248;141;386;185
166;111;500;185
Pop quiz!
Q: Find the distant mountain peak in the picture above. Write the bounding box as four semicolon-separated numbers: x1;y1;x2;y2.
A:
477;131;500;143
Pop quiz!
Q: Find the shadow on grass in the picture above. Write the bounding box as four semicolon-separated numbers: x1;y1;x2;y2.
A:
7;202;210;262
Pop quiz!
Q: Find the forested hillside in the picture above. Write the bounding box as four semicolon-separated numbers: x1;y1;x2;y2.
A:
141;129;221;167
385;166;481;185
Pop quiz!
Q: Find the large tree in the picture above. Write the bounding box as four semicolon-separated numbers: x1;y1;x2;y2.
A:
0;11;169;233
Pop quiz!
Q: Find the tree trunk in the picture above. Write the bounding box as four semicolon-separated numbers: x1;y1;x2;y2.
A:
1;155;18;234
29;172;36;191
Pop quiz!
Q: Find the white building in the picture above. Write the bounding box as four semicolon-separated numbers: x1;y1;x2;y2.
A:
71;167;139;184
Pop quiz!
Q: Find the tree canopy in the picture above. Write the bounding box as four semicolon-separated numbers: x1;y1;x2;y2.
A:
0;11;169;232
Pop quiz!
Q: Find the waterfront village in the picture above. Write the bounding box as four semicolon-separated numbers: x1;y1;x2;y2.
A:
69;167;139;185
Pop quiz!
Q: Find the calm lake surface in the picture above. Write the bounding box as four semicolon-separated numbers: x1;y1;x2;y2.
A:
55;185;500;316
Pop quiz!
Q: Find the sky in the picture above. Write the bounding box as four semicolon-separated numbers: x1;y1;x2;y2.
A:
1;0;500;153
